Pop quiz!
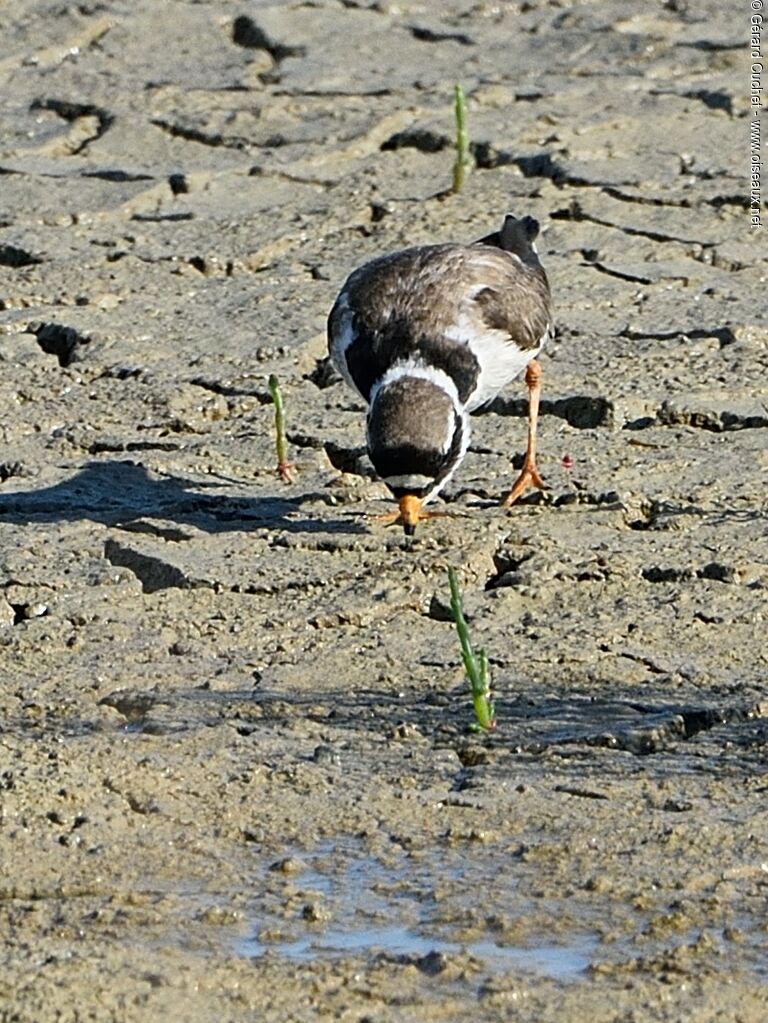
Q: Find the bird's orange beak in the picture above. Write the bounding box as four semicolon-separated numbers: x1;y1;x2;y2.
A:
398;494;423;536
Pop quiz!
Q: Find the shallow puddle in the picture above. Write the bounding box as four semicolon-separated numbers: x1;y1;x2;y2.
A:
239;924;596;979
233;842;598;978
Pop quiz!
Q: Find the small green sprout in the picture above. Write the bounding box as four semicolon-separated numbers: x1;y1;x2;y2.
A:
268;373;295;483
452;84;473;194
447;567;496;731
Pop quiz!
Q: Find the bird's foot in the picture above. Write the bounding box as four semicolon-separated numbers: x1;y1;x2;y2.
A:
373;507;452;534
501;461;546;507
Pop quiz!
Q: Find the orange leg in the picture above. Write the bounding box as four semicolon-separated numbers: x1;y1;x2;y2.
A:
501;359;546;507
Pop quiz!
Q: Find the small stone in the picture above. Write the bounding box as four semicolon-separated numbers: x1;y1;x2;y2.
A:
388;721;424;742
312;744;341;765
270;856;305;875
662;798;694;813
301;900;329;923
197;905;242;925
0;598;15;628
25;602;49;619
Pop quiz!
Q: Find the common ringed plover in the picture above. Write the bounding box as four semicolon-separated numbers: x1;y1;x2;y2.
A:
328;213;552;534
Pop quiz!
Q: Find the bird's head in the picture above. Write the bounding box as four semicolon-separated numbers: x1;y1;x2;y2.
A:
366;365;468;535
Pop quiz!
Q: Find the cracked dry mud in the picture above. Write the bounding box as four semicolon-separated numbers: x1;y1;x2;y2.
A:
1;2;766;1021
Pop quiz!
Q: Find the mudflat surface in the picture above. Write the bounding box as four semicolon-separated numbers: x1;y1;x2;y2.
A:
1;2;766;1020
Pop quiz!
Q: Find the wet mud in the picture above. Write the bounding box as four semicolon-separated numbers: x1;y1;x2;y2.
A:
1;2;766;1020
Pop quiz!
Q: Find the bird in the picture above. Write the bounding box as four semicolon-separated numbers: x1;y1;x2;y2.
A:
327;213;552;535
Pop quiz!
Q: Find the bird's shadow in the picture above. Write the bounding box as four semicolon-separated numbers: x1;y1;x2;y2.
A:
0;459;367;535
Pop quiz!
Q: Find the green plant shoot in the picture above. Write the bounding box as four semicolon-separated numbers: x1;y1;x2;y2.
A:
452;84;472;194
268;373;295;483
447;568;496;731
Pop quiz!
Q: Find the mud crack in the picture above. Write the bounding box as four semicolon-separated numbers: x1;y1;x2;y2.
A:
409;25;474;46
485;393;614;429
657;400;768;432
150;118;249;151
592;701;765;755
618;326;736;346
552;202;713;248
30;97;114;154
104;538;199;594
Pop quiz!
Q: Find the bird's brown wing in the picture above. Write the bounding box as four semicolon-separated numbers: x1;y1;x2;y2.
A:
461;246;552;352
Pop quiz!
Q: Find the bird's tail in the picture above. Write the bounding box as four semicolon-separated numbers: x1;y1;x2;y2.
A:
475;214;542;267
